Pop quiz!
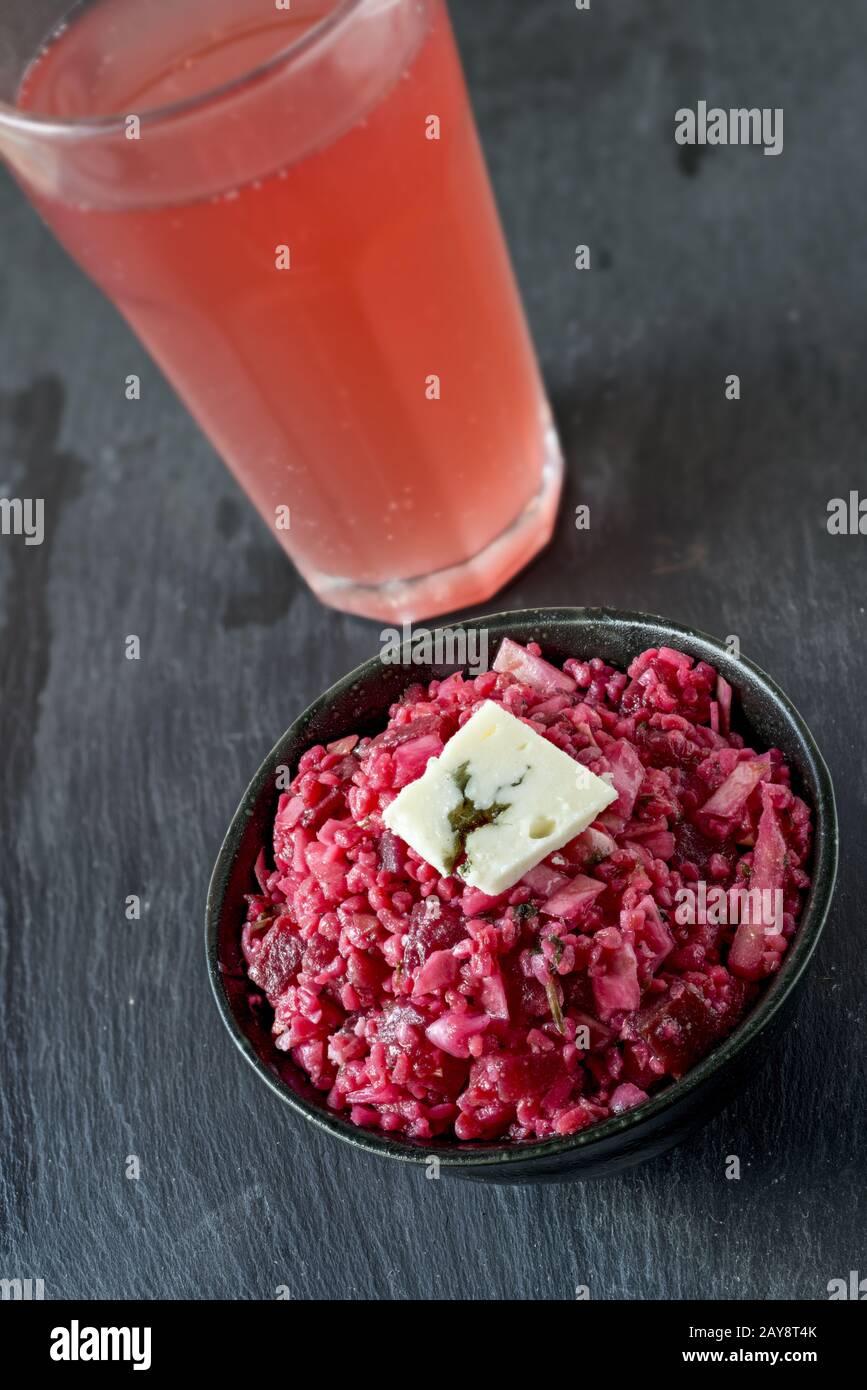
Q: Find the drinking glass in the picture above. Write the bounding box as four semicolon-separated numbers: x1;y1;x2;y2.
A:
0;0;563;621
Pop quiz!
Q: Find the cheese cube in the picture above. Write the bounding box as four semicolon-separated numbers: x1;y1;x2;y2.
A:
382;700;617;895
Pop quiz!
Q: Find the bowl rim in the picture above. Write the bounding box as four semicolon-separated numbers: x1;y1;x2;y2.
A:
205;606;838;1169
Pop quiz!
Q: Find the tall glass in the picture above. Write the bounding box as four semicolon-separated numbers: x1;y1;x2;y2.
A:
0;0;562;621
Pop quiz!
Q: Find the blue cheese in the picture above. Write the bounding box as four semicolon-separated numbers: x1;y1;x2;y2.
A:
382;700;617;895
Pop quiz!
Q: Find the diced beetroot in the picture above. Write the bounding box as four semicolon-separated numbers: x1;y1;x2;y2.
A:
629;979;747;1077
623;815;668;838
253;848;271;894
412;948;460;995
326;734;359;755
619;678;645;714
402;896;467;971
304;841;348;900
673;819;730;878
520;863;570;898
568;826;617;866
345;1082;402;1105
623;839;653;869
750;787;789;892
716;674;733;736
476;1051;567;1103
299;788;345;832
589;928;641;1019
730;784;789;980
502;958;550;1025
629;830;676;861
657;646;693;670
493;637;577;695
291;874;326;932
370;714;447;749
610;1082;649;1114
273;795;305;862
542;873;606;919
604;739;646;819
392;733;443;786
454;1101;514;1142
476;963;510;1020
530;695;573;718
247;917;303;1001
425;1011;490;1058
569;1010;616;1051
460;885;508;916
699;754;771;822
553;1103;599;1135
346;948;388;993
629;894;674;973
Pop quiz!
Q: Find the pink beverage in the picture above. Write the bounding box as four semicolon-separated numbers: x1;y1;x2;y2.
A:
8;0;562;620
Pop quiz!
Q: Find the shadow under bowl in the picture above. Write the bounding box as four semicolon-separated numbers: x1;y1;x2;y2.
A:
205;607;838;1182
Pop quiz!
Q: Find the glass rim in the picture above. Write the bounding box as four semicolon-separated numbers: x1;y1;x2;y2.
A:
0;0;366;139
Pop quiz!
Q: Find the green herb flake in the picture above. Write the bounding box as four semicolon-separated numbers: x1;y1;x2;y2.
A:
515;902;539;922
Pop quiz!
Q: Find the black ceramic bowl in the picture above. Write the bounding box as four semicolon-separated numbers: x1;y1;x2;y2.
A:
206;608;837;1182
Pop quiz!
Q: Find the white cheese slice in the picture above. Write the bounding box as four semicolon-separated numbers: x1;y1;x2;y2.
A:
382;700;617;896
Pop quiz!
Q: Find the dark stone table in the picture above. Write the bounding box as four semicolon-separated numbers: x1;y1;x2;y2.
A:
1;0;863;1300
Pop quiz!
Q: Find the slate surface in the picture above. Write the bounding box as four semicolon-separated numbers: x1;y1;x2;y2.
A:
0;0;864;1301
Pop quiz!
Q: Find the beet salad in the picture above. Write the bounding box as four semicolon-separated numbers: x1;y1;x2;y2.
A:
242;639;812;1143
